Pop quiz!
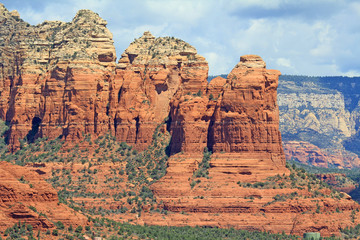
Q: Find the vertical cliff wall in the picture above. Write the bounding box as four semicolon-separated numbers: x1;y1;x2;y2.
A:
0;4;285;168
110;31;208;151
0;5;116;150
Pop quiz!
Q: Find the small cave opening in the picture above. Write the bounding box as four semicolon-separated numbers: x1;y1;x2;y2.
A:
106;103;110;116
26;117;42;143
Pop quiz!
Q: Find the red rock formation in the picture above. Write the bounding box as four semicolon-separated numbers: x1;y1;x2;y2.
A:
0;161;87;232
0;6;115;150
2;4;360;237
149;56;360;237
149;152;360;237
168;55;286;169
0;4;208;151
283;141;360;169
316;173;357;193
210;55;283;155
110;31;208;151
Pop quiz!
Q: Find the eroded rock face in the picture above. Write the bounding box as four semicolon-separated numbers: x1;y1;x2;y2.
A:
0;5;115;150
0;4;209;151
0;161;87;231
211;55;283;156
283;141;360;168
1;4;360;237
278;76;360;169
148;56;360;237
316;173;358;194
110;31;208;151
169;55;285;170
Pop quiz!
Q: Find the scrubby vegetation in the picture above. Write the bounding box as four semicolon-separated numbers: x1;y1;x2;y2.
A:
3;222;38;240
288;160;360;202
238;162;345;200
0;119;171;218
1;217;344;240
193;147;211;179
341;224;360;239
0;118;354;239
85;217;304;240
1;218;307;240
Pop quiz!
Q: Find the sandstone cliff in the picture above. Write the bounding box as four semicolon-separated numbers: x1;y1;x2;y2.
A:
0;5;115;150
283;141;360;169
0;4;210;152
110;31;208;151
0;161;87;232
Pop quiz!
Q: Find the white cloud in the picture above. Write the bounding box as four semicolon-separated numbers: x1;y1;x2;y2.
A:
276;58;292;68
309;22;335;58
203;52;234;76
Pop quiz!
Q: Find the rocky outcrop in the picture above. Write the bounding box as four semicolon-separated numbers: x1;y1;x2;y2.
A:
169;55;285;166
0;4;210;151
150;56;336;235
110;31;208;151
150;151;360;237
210;55;283;156
283;141;360;168
0;161;87;232
2;3;360;237
278;80;353;147
0;5;115;150
316;173;358;194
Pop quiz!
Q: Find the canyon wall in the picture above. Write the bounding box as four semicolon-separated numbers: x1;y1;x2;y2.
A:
278;76;360;168
2;3;360;169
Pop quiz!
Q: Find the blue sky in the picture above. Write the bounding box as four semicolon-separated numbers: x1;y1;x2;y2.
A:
1;0;360;76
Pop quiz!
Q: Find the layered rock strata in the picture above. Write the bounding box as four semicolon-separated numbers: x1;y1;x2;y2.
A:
149;154;360;236
0;161;87;232
1;4;360;237
150;56;360;237
283;141;360;168
0;5;115;150
0;4;209;151
110;31;208;150
169;55;285;165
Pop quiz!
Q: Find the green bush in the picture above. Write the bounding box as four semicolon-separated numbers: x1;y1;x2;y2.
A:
75;225;83;233
52;229;58;236
55;221;65;230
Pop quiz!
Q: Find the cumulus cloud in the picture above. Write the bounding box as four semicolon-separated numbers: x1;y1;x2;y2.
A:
276;58;292;68
1;0;359;76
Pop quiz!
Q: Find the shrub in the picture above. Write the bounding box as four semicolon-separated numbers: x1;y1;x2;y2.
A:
75;225;83;233
55;221;65;230
52;229;58;236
